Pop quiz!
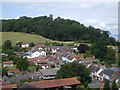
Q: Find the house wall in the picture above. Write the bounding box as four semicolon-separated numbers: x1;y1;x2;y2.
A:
3;64;13;67
21;44;29;48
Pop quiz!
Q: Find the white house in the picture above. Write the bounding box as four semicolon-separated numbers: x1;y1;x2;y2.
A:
24;51;47;58
3;61;14;67
40;51;46;56
21;43;29;48
7;69;20;76
51;49;57;54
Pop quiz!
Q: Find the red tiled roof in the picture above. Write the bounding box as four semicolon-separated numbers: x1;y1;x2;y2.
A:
22;43;29;45
8;69;20;73
27;77;80;88
3;61;13;64
28;57;46;62
1;84;17;89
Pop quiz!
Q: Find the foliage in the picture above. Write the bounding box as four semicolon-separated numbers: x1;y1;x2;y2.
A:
104;48;116;65
103;80;110;90
2;40;12;50
51;65;55;68
77;85;86;90
2;16;117;45
77;44;90;53
112;80;118;90
16;57;29;71
16;42;23;47
13;46;21;52
2;67;8;76
29;42;35;47
56;63;76;79
4;49;15;56
91;41;107;60
56;62;91;87
36;65;42;72
84;51;93;58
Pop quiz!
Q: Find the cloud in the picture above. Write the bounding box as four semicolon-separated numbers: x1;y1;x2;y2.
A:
1;0;119;2
2;2;118;38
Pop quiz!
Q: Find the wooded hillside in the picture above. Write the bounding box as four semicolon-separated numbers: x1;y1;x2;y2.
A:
2;16;117;45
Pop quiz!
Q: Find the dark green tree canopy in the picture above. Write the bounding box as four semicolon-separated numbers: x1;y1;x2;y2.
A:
56;62;91;87
77;44;90;53
91;41;108;59
16;57;29;71
3;40;12;50
112;80;118;90
103;80;110;90
2;16;117;45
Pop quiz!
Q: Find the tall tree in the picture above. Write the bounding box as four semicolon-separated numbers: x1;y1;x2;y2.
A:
91;41;107;60
2;67;7;76
103;80;110;90
3;40;12;50
112;81;118;90
104;48;116;65
56;62;91;87
77;44;90;53
16;58;29;71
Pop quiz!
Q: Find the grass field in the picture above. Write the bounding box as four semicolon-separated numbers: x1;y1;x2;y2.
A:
1;32;74;45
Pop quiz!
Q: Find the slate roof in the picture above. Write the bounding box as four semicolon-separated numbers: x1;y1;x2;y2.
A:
88;64;100;72
88;83;101;88
6;75;29;83
18;83;38;89
110;67;120;72
40;68;60;76
104;69;114;76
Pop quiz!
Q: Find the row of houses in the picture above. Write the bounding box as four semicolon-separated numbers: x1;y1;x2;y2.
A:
2;68;60;84
86;63;120;88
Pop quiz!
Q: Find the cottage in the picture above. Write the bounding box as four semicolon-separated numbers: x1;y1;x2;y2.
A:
21;43;29;48
7;69;20;76
103;67;120;82
22;50;47;58
3;61;14;67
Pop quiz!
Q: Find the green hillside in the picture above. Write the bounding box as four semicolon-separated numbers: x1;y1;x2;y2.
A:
1;32;73;45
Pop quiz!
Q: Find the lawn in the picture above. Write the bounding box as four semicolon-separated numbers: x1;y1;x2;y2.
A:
1;32;74;45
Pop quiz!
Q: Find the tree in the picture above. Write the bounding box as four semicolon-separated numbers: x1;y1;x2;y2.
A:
29;42;35;47
51;65;55;68
2;16;117;45
112;81;118;90
36;65;42;72
4;49;15;56
16;58;29;71
56;62;91;87
104;48;116;65
103;80;110;90
2;67;7;76
3;40;12;50
56;63;76;79
77;44;90;53
91;41;107;60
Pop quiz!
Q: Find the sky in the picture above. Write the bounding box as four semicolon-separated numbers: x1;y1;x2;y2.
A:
1;1;119;40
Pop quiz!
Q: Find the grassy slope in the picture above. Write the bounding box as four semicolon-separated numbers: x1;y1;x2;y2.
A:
1;32;74;45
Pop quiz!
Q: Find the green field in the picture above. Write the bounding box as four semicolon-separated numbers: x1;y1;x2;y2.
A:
1;32;74;45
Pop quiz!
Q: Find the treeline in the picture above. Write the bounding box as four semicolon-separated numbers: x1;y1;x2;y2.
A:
2;16;117;45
